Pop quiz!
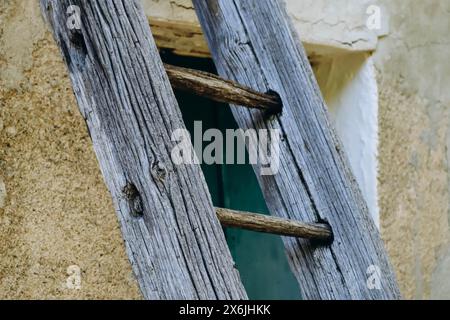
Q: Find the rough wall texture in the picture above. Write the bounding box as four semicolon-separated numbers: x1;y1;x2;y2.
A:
375;0;450;299
0;1;141;299
142;0;384;62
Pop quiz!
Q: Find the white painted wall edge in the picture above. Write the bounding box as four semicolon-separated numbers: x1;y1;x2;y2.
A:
315;54;380;227
141;0;381;57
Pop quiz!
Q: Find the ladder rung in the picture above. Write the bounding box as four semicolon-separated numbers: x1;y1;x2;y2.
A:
164;63;282;114
215;207;332;242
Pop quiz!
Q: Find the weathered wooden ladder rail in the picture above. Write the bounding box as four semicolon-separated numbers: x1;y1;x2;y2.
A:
193;0;401;300
41;0;400;300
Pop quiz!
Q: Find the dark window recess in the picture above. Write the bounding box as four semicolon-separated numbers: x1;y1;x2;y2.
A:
161;50;302;300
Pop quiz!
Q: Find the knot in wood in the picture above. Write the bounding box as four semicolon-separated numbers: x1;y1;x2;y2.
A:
151;160;168;182
122;182;143;217
68;28;86;48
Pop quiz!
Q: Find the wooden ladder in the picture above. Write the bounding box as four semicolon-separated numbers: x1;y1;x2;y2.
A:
41;0;401;300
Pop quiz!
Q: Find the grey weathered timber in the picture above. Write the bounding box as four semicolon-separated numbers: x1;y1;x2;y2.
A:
40;0;247;300
193;0;401;299
216;208;332;241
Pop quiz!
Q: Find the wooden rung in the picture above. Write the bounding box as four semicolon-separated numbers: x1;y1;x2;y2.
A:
215;207;332;242
164;63;282;114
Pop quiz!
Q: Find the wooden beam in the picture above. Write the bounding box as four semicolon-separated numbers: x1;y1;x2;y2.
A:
193;0;401;299
149;18;210;58
164;63;282;113
216;208;332;241
40;0;247;300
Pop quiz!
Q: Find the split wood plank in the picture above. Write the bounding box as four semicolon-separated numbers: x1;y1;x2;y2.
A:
40;0;247;300
193;0;401;299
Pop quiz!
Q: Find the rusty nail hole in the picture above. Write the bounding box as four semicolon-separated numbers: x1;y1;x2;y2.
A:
152;160;167;182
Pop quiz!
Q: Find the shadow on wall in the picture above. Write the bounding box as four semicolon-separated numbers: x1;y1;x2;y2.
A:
314;52;380;227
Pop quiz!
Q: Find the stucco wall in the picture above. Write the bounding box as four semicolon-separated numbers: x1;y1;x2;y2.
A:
374;0;450;299
142;0;379;55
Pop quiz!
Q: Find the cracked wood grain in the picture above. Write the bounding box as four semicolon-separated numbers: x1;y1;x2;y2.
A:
164;63;282;113
216;207;332;241
40;0;247;300
193;0;401;299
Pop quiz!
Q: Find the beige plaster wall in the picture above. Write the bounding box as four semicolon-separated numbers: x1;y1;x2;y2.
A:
374;0;450;299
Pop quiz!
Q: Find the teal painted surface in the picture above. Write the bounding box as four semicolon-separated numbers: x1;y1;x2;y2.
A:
161;51;301;300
